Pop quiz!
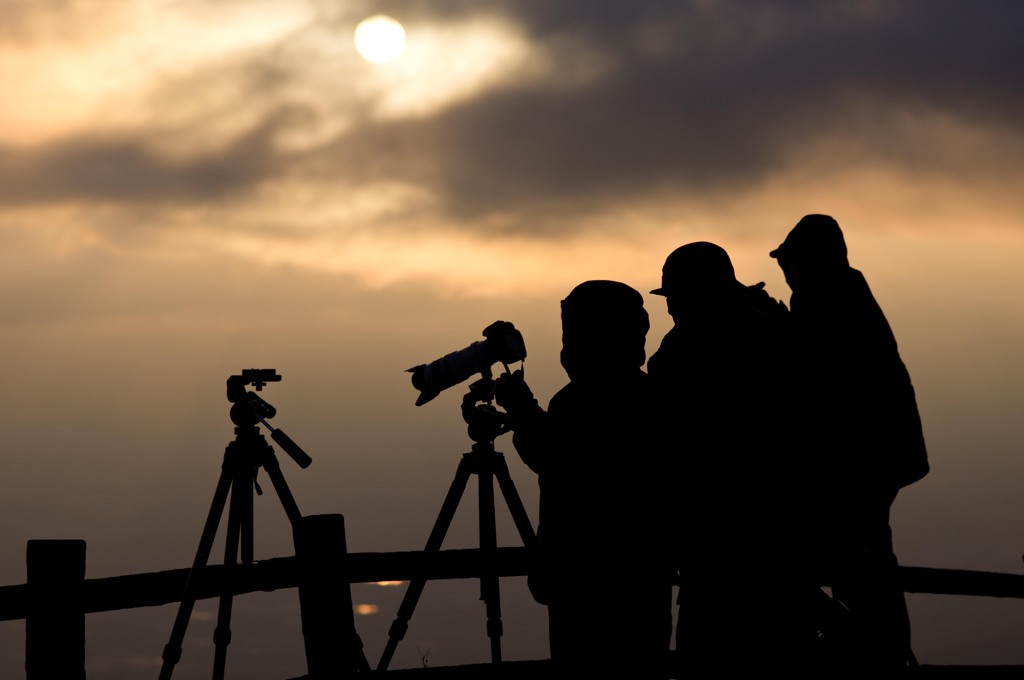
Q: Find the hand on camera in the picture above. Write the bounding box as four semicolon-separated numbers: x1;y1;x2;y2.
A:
494;369;537;416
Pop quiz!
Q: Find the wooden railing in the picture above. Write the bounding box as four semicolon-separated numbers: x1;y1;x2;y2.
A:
0;513;542;679
3;519;1024;678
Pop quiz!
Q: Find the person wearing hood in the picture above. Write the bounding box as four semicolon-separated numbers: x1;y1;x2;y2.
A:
769;214;929;670
495;280;673;678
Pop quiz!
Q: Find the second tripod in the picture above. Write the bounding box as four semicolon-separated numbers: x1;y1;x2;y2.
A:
377;376;538;671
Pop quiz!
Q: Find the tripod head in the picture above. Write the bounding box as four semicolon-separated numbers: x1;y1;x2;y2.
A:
226;369;312;469
227;369;280;427
461;374;511;444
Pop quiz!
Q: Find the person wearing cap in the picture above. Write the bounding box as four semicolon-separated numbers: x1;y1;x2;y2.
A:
646;241;816;672
770;214;929;670
494;280;674;678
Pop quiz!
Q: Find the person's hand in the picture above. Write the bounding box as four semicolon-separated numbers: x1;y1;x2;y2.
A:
493;369;536;415
744;281;789;315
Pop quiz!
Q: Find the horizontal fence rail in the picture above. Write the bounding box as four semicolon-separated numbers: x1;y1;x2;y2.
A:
4;534;1024;677
5;552;1024;621
0;546;530;621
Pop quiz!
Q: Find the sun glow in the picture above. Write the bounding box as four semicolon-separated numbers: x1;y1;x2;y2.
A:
354;15;406;64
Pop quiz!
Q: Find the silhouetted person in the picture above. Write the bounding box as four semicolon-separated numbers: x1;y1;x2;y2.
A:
647;242;817;673
770;214;930;671
495;280;673;678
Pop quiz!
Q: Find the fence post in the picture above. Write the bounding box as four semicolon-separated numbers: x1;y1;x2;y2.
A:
26;539;87;680
294;513;364;678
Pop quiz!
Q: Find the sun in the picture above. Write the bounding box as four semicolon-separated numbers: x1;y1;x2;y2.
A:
354;15;406;64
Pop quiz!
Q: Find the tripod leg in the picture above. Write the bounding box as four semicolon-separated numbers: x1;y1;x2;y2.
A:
258;445;306;529
477;457;503;664
492;453;538;548
377;454;476;672
211;464;250;680
158;462;235;680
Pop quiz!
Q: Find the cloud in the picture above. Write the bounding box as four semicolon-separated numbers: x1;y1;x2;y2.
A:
0;124;283;206
0;0;1021;242
335;0;1024;229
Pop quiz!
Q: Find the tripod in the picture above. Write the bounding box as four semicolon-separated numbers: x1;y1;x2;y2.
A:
159;370;369;680
376;376;539;671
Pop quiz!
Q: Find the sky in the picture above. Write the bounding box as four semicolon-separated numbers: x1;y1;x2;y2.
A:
2;0;1024;676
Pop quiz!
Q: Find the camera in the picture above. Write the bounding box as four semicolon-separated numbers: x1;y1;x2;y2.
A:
408;320;526;406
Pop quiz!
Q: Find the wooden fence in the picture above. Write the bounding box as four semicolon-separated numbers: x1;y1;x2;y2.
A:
3;515;1024;677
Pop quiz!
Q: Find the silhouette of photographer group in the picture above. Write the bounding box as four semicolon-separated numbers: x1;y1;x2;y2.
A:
494;214;929;677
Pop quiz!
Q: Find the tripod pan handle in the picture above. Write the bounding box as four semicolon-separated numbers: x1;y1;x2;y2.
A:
271;428;313;469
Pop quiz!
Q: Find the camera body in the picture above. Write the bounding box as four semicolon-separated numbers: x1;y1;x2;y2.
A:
408;320;526;406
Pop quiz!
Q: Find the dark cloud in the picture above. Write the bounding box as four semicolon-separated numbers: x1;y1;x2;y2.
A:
3;0;1022;233
316;1;1024;231
0;115;285;205
370;0;673;43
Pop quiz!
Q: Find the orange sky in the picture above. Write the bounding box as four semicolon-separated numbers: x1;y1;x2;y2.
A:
2;1;1024;676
